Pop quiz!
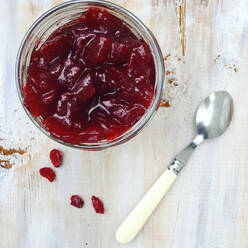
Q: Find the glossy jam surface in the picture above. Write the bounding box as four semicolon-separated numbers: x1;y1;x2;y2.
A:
24;7;155;145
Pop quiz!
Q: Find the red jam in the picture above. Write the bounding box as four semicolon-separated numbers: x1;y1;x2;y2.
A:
24;7;155;145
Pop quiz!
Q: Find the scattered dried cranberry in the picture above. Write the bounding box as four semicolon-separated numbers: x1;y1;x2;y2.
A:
50;149;63;167
91;196;104;214
71;195;84;208
39;167;56;182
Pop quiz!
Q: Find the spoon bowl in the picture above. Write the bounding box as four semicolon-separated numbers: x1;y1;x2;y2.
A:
196;91;233;139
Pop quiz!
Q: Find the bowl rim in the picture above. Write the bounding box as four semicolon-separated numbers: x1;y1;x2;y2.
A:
16;0;165;150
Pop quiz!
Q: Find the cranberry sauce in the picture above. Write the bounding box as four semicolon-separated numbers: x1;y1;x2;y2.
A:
24;7;155;145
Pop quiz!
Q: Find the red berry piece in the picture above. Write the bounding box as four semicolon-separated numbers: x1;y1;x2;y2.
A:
70;72;96;102
23;84;46;117
85;7;119;34
58;58;83;90
85;36;112;67
91;196;104;214
39;167;56;182
50;149;63;167
71;195;84;208
110;41;132;64
56;93;81;117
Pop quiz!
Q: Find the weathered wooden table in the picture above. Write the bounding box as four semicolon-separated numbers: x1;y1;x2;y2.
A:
1;0;248;247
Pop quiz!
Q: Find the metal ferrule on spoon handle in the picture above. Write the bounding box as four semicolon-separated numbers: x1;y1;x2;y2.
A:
170;134;205;173
115;134;204;245
168;158;185;175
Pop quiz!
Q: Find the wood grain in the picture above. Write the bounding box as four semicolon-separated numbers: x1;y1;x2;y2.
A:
1;0;248;247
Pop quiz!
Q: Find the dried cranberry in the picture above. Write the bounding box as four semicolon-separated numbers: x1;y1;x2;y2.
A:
91;196;104;214
71;195;84;208
39;167;56;182
50;149;63;167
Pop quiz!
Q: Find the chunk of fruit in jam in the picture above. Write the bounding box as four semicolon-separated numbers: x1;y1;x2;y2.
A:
84;7;121;34
57;58;83;90
56;93;81;116
24;7;155;145
70;72;96;102
38;34;73;63
110;41;132;64
84;36;112;67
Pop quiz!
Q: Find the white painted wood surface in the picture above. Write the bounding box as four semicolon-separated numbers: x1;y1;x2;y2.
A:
1;0;248;247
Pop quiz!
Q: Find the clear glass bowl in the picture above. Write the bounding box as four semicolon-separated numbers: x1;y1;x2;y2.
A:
16;0;165;150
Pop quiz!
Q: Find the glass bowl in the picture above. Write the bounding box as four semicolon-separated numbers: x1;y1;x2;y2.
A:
16;0;165;150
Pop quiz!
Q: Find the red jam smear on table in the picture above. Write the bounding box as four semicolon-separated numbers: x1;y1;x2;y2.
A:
24;7;155;145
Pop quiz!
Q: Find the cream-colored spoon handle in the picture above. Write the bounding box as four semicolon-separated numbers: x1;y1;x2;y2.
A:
115;169;177;244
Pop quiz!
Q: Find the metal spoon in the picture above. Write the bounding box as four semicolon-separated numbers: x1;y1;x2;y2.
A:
116;91;233;244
